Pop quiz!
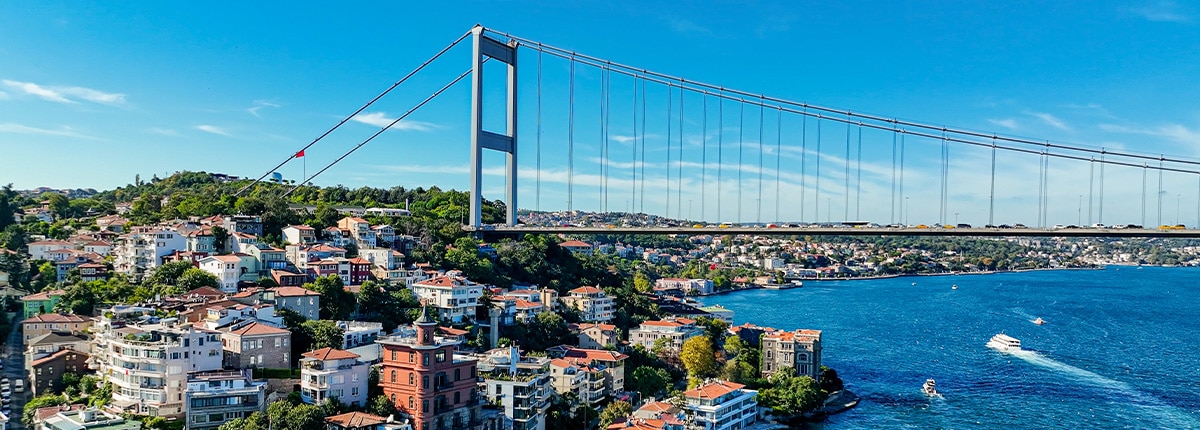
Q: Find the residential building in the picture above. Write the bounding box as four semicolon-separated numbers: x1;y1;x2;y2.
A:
239;286;320;320
78;262;109;282
184;228;219;254
698;305;735;323
184;370;267;430
681;380;758;430
547;346;627;398
285;243;347;270
33;406;139;430
628;318;704;353
377;309;483;430
760;329;823;379
222;214;264;237
26;331;90;369
245;244;289;274
411;274;484;323
81;240;114;256
27;240;77;261
220;321;291;369
310;257;372;286
299;347;370;407
560;287;614;323
88;306;224;418
654;278;714;296
476;348;552;430
338;321;384;349
113;228;185;279
547;358;605;407
325;411;412;430
559;240;594;256
227;232;260;254
20;289;67;319
198;255;244;294
22;313;91;345
271;268;309;287
364;207;411;217
282;224;317;245
576;323;617;350
337;216;377;248
30;348;90;396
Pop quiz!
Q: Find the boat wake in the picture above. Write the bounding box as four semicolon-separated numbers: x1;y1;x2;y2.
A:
1007;349;1199;427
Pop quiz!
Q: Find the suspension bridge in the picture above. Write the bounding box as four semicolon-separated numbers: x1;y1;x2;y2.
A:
238;25;1200;237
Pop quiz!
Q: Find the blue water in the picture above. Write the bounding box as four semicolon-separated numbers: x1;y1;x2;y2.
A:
704;267;1200;429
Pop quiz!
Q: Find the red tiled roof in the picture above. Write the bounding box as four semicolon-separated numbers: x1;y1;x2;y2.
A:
228;322;290;336
185;286;226;298
416;276;466;288
205;255;242;263
271;286;320;297
514;300;542;309
683;380;746;400
28;240;73;246
302;347;359;361
21;289;67;301
569;286;603;294
560;240;592;248
325;411;387;427
36;404;87;421
437;326;468;336
22;313;91;324
578;323;616;332
763;329;822;341
563;347;628;363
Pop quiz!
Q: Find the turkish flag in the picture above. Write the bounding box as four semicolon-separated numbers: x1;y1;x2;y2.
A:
295;150;305;158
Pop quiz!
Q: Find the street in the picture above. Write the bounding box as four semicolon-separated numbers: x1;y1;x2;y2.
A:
3;312;28;430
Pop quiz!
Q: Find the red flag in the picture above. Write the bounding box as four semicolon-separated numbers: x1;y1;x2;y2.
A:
294;149;305;158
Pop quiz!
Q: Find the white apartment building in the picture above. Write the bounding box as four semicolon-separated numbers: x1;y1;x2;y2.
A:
336;321;383;349
682;380;758;430
477;348;552;430
411;274;484;323
184;370;267;430
628;317;704;352
113;228;186;279
282;224;317;245
654;278;715;295
560;287;614;322
198;255;243;294
89;306;224;418
300;347;370;407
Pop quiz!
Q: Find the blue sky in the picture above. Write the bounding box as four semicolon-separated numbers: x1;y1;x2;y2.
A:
2;1;1200;225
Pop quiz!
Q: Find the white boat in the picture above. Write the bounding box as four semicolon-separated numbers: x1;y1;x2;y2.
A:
1032;317;1045;325
922;378;938;396
952;284;958;290
986;333;1021;351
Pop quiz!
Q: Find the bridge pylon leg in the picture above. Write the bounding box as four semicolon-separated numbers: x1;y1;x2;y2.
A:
469;25;519;229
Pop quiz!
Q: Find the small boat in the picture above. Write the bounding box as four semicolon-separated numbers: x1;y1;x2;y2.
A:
912;282;917;286
986;333;1021;352
1033;317;1045;325
952;284;958;290
923;378;938;396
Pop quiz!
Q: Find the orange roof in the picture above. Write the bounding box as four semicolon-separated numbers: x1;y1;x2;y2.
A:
569;286;603;294
563;347;628;363
185;286;226;298
683;380;746;400
228;322;290;336
437;326;468;336
21;289;67;301
560;240;592;248
416;276;466;288
508;289;537;295
347;257;371;265
23;313;91;324
764;329;822;341
636;401;676;414
36;404;88;421
205;255;242;263
302;347;360;361
287;224;315;230
325;411;387;427
549;358;578;369
28;240;73;246
514;300;542;309
271;286;320;297
578;323;616;332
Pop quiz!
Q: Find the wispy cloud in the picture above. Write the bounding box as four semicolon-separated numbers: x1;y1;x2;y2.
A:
351;112;436;132
146;127;181;136
0;123;96;139
988;118;1019;130
1026;111;1071;131
1128;1;1192;23
196;125;232;136
667;18;711;35
0;91;9;100
1100;123;1200;145
247;100;281;117
1;79;126;105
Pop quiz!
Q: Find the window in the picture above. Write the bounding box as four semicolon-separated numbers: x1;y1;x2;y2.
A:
391;370;397;383
409;352;415;363
391;350;398;361
275;338;281;348
422;399;428;413
423;353;429;366
454;391;460;404
435;351;446;362
423;375;429;389
454;369;460;381
352;387;359;396
409;396;414;409
409;372;414;385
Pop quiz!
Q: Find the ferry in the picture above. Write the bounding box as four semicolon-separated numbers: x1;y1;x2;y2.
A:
1033;317;1045;325
922;379;938;396
986;333;1021;352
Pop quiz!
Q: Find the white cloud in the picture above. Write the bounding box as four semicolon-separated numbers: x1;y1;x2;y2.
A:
988;119;1018;130
0;123;96;139
351;112;436;132
196;125;232;136
1100;123;1200;145
0;91;9;100
146;128;180;136
247;100;281;117
1;79;125;105
1128;1;1192;22
1027;111;1071;131
667;18;711;35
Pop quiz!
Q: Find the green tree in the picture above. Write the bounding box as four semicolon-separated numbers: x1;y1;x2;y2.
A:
45;193;71;219
721;358;757;385
211;226;229;253
628;366;672;398
284;403;325;430
23;394;67;427
300;319;346;350
0;184;17;230
598;400;633;428
366;394;398;418
819;366;844;393
758;371;825;416
695;316;729;345
177;267;220;290
633;271;652;293
355;280;389;321
143;261;195;287
680;335;718;380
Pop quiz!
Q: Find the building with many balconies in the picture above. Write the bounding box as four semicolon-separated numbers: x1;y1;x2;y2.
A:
184;370;266;430
628;317;704;353
681;380;758;430
88;306;224;418
560;287;614;323
300;347;370;407
476;348;552;430
411;274;484;323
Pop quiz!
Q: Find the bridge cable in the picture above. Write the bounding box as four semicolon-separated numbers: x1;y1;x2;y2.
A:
600;66;610;213
815;116;822;223
1158;157;1164;226
776;106;783;224
666;83;673;218
640;77;647;213
679;79;686;219
568;56;575;212
631;73;639;214
536;49;543;212
758;99;765;223
940;129;949;225
1099;151;1105;225
1142;164;1148;227
510;37;1200;175
1088;158;1095;225
282;63;475;197
899;133;906;224
737;100;744;224
239;30;469;197
845;116;852;222
801;108;808;223
701;94;708;220
989;137;997;227
856;123;863;221
717;92;723;221
891;132;898;224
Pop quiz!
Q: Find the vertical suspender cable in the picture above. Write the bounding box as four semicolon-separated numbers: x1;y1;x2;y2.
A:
666;84;673;218
640;78;647;213
845;117;852;222
891;132;898;224
776;107;782;224
1088;159;1094;225
631;74;638;213
940;129;948;225
801;108;808;222
1142;164;1148;227
899;132;906;224
856;124;862;221
599;67;607;212
988;137;996;227
815;117;822;223
1158;157;1164;226
1099;150;1105;225
702;95;707;220
536;49;543;212
758;100;765;223
678;80;685;219
737;101;744;224
604;68;611;213
568;57;575;212
717;93;724;221
1037;151;1045;227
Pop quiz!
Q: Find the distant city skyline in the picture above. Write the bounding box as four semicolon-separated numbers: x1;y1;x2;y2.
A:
3;1;1200;225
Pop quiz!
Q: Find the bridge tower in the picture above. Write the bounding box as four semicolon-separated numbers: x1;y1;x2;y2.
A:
469;25;519;228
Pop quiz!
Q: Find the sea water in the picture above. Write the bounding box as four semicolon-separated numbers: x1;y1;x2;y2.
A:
705;266;1200;429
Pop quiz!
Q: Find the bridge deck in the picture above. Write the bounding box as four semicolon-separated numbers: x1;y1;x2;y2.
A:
466;226;1200;238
